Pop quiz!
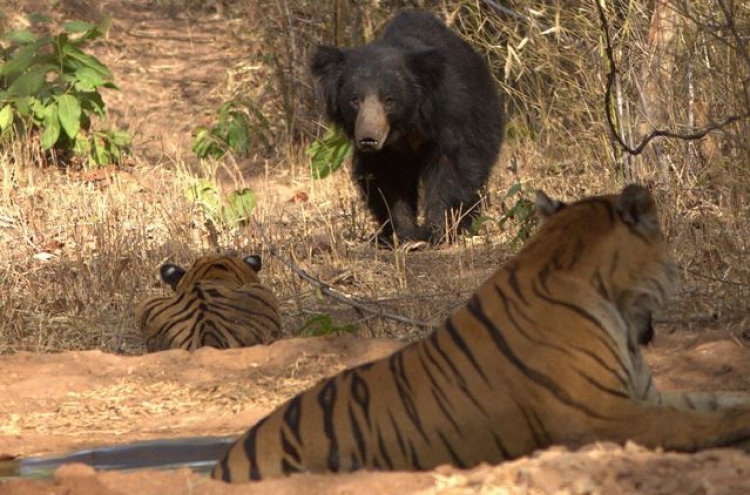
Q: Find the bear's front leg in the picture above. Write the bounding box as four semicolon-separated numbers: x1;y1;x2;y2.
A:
421;155;484;243
353;152;424;243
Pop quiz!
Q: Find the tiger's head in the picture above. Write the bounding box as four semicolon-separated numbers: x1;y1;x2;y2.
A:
137;253;280;352
160;254;263;292
529;184;677;348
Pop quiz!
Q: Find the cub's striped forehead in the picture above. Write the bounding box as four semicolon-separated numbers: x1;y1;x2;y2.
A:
176;255;262;291
136;252;280;353
532;197;619;243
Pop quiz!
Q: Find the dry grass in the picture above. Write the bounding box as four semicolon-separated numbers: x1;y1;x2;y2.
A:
1;0;749;356
457;0;750;329
0;350;345;437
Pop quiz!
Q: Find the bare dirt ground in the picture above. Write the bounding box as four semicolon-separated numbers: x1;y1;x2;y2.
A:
2;1;750;494
2;334;750;495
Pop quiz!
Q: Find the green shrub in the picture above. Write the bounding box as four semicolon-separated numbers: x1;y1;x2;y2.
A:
0;14;130;167
186;178;257;230
306;125;352;179
299;313;357;337
192;99;272;160
471;183;536;245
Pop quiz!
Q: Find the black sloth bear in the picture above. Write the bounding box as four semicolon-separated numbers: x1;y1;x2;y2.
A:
311;10;504;244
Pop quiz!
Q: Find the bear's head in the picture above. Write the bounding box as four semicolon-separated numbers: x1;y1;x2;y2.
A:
311;42;445;152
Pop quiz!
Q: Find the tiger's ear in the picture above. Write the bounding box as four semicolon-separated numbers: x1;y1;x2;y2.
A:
617;184;660;238
243;255;262;272
534;190;567;222
160;264;186;291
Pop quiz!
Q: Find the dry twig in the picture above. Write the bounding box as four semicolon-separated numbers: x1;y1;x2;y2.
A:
253;220;435;331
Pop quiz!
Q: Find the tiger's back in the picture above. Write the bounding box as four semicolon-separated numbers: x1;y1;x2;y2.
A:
136;254;282;352
213;185;750;482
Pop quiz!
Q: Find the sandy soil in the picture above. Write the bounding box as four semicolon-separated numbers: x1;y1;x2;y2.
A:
2;333;750;494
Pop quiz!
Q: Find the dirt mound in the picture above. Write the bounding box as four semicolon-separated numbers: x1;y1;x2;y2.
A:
2;333;750;494
0;336;404;458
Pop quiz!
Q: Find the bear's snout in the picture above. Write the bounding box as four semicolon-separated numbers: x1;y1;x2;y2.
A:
355;95;390;152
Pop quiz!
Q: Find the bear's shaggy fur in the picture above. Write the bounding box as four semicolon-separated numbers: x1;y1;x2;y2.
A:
311;10;504;243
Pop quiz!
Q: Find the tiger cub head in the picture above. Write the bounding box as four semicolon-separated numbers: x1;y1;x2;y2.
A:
137;253;281;352
160;254;263;292
530;184;677;347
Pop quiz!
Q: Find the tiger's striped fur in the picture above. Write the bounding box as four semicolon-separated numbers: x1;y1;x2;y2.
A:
212;185;750;482
136;254;281;352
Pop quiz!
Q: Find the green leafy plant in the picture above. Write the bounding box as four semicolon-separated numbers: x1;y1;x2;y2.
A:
498;183;537;245
471;183;537;246
299;313;357;337
186;179;257;230
0;14;130;167
193;99;272;160
306;125;352;179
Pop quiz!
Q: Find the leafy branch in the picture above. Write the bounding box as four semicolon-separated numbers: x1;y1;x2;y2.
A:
192;98;272;160
0;14;130;167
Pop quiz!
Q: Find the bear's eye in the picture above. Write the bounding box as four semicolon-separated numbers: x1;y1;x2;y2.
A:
383;96;395;108
350;97;359;109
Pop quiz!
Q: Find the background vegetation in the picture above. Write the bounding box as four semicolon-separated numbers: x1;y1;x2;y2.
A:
0;0;748;353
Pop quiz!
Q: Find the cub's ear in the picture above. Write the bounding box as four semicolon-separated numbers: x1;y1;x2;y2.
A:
534;190;567;222
243;255;262;272
160;263;186;291
617;184;661;238
407;48;446;90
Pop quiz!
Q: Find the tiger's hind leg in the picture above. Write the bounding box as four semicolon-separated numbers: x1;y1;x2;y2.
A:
583;400;750;454
657;391;750;412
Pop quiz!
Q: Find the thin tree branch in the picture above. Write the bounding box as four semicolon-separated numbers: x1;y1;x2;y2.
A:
594;0;750;157
681;265;750;287
482;0;533;24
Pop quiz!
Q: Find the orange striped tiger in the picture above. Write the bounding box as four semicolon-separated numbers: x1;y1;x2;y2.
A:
212;185;750;482
136;254;282;352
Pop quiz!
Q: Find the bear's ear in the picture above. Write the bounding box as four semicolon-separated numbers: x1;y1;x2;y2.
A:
311;45;346;80
311;46;347;121
406;48;446;90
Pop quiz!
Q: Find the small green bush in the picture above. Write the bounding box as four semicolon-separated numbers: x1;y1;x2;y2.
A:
471;183;536;245
306;125;352;179
299;313;357;337
192;99;272;160
186;178;257;230
0;14;130;167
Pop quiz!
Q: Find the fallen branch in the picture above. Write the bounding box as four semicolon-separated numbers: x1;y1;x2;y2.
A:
254;220;435;331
